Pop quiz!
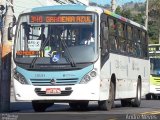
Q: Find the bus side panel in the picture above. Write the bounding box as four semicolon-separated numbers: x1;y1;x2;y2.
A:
127;57;150;98
100;53;150;100
99;57;110;100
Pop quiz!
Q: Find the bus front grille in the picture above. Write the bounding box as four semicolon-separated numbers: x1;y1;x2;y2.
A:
30;78;79;86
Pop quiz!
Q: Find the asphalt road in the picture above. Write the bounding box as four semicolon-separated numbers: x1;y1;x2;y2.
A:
6;99;160;120
3;87;159;120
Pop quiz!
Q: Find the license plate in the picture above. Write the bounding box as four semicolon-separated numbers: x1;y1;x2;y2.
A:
46;88;61;94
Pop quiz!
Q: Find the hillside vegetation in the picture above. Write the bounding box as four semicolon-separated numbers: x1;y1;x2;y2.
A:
90;0;160;44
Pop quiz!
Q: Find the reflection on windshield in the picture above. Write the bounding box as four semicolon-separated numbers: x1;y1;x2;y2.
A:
150;58;160;75
15;18;98;65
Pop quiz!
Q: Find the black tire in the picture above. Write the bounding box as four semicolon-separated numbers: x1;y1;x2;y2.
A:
152;94;157;100
69;102;79;110
145;93;151;100
98;82;115;110
32;101;53;112
69;101;89;110
121;99;132;107
79;102;89;110
132;80;141;107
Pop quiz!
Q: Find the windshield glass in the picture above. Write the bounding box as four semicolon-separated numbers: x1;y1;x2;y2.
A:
150;58;160;75
14;13;98;65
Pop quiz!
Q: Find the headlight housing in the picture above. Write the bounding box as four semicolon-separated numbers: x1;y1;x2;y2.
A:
13;70;28;84
80;69;97;84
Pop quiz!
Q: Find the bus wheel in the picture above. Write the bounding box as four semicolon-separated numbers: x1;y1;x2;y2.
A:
145;93;151;100
132;80;141;107
79;101;89;110
152;94;157;100
98;82;115;110
32;101;53;112
69;102;79;110
121;99;132;107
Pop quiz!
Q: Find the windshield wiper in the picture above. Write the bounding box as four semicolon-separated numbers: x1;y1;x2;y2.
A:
30;32;76;68
60;39;76;67
30;36;50;68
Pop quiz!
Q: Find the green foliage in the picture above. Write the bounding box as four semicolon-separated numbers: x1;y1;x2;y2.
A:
115;7;133;19
121;9;133;19
115;1;159;44
132;13;145;25
91;1;160;44
148;0;160;43
148;21;159;44
115;6;122;15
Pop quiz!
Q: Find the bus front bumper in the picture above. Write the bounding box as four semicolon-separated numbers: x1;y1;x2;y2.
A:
149;84;160;95
13;78;100;101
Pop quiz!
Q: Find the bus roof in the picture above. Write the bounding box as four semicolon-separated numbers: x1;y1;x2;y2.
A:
21;4;146;30
103;9;146;30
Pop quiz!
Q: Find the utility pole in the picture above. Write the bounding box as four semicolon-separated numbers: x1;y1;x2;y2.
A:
111;0;116;12
159;18;160;44
145;0;148;30
0;0;13;112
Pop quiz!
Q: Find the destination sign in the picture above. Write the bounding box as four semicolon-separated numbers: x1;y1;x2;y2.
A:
16;51;39;56
29;15;93;23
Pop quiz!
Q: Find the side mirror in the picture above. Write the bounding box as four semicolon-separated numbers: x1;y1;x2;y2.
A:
8;26;13;40
8;15;16;40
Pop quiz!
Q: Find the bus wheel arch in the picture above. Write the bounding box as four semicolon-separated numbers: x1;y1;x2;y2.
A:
110;73;116;102
111;74;116;90
98;73;116;110
132;76;142;107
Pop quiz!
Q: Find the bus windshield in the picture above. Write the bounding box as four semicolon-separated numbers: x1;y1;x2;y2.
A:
150;58;160;75
14;13;98;66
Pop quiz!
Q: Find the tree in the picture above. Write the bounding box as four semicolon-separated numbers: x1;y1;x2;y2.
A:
115;7;132;20
115;6;122;15
148;0;160;43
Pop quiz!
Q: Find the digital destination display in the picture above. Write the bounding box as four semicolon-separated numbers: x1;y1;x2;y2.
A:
29;15;93;23
16;51;39;56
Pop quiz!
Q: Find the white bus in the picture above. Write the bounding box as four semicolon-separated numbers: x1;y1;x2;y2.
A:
146;44;160;99
13;5;150;112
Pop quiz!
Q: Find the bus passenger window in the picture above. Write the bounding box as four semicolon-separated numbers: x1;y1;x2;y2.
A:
101;21;108;52
142;31;146;44
127;26;132;40
108;18;118;51
117;22;126;53
110;36;118;50
136;43;142;57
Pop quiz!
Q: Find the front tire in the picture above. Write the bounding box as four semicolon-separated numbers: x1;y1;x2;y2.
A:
69;101;89;110
98;82;115;110
32;101;53;112
69;102;79;110
79;102;89;110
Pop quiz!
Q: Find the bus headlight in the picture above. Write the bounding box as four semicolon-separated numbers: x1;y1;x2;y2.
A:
14;71;28;84
80;70;97;84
